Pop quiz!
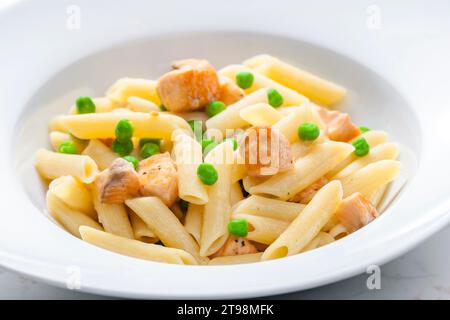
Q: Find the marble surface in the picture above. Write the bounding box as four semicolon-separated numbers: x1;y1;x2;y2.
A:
1;223;450;300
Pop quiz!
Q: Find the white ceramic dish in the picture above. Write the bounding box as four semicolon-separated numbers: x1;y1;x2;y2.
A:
1;0;450;299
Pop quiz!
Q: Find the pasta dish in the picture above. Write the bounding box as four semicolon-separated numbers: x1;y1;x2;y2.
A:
35;54;401;265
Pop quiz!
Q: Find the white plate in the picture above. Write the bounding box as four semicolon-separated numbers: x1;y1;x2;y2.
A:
1;0;450;299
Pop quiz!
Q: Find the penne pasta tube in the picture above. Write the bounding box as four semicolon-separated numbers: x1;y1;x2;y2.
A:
35;149;99;183
230;182;244;206
69;97;123;114
91;181;134;239
172;133;208;205
338;160;401;198
205;89;268;133
232;195;304;222
60;111;190;140
301;232;335;252
49;175;96;219
129;212;159;243
125;197;207;264
243;54;274;68
239;103;282;126
328;223;349;239
184;204;203;245
46;190;102;238
126;96;160;112
333;142;398;179
261;180;343;260
79;226;197;265
246;55;346;106
82;139;118;170
326;130;388;179
241;176;267;194
232;213;289;245
371;184;388;209
49;115;69;132
272;104;326;143
250;141;354;200
208;253;263;265
200;141;234;257
218;64;308;106
106;78;161;105
49;131;87;153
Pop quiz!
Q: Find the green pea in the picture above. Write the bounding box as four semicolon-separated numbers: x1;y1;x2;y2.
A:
123;155;139;169
298;123;320;141
188;120;203;141
206;101;226;117
140;142;160;159
159;104;167;111
352;137;370;157
227;219;248;237
224;137;238;150
115;119;134;142
112;139;134;156
197;163;218;185
267;88;283;108
236;71;254;89
179;199;189;211
75;96;96;114
58;141;77;154
201;139;217;153
359;126;370;133
139;138;161;148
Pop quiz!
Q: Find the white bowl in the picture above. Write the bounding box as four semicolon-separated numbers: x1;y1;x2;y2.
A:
1;0;450;299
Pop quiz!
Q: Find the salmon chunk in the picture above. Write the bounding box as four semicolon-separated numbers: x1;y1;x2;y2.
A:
315;106;361;142
239;126;293;177
335;192;379;233
211;236;258;258
289;177;328;204
156;59;220;112
218;76;245;105
138;152;178;207
98;158;140;204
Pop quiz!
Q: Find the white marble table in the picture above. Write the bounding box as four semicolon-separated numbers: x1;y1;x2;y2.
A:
1;223;450;300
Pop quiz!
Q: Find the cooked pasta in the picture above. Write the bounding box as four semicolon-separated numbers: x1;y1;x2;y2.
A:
35;55;402;265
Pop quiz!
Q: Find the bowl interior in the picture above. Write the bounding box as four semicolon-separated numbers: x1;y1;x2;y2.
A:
12;31;421;241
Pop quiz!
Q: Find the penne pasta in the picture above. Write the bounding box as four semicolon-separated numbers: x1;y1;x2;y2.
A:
126;96;160;113
230;182;244;206
125;196;207;264
333;142;398;180
46;190;102;238
250;141;354;200
172;133;208;204
326;130;388;179
261;180;343;260
219;64;308;106
200;141;234;257
59;111;191;141
184;204;203;245
205;89;268;133
338;160;401;198
79;226;197;265
106;78;161;105
82;139;118;170
232;213;289;245
49;175;96;219
208;253;263;265
129;212;159;243
49;131;87;153
232;195;304;222
239;103;282;126
35;149;99;183
91;180;134;239
272;104;326;143
69;97;123;114
245;55;346;106
301;232;335;252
